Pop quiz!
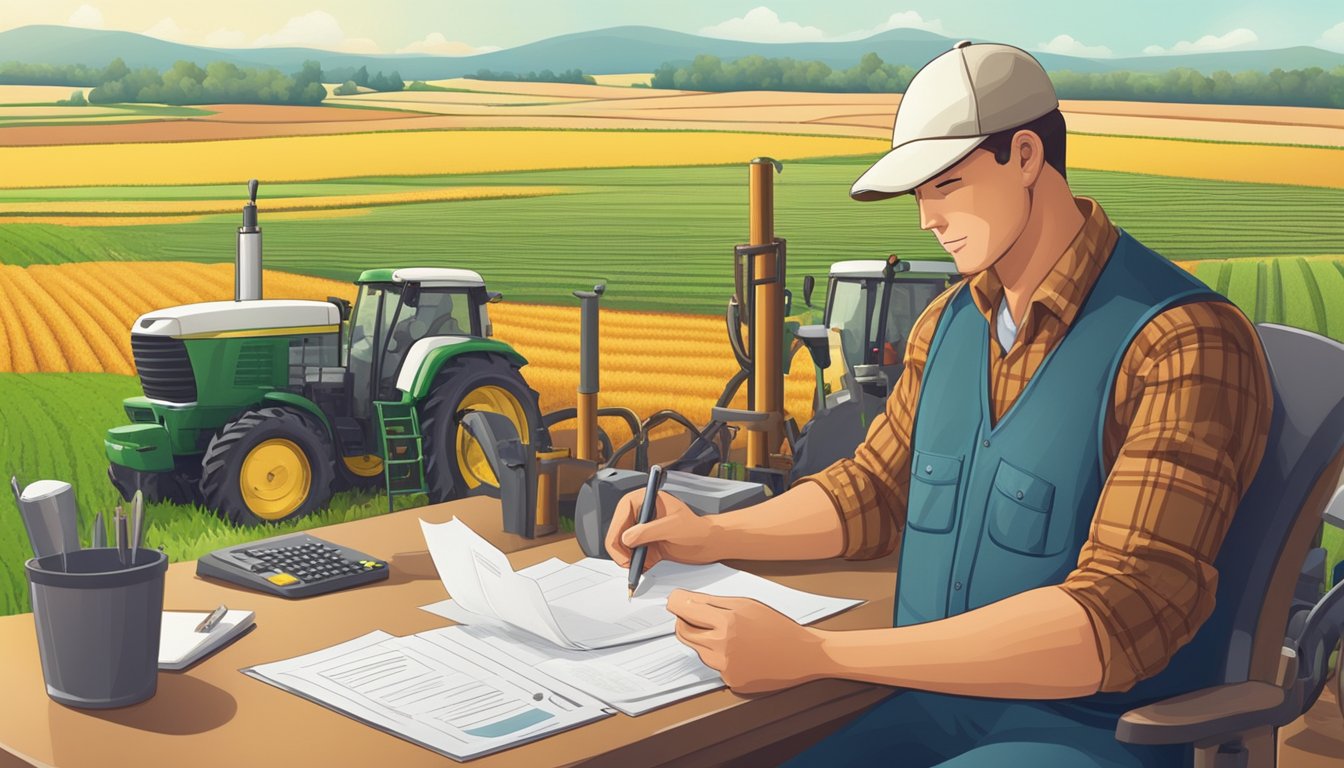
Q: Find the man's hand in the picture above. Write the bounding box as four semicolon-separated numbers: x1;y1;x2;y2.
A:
666;589;826;694
605;489;720;571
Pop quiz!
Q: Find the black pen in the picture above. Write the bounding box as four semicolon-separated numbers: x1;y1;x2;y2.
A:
627;464;666;600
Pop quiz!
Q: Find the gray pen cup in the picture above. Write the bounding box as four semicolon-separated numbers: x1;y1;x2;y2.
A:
25;548;168;709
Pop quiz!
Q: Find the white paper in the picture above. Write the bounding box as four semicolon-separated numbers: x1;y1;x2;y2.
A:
243;630;612;761
422;620;723;716
416;518;865;714
419;518;863;652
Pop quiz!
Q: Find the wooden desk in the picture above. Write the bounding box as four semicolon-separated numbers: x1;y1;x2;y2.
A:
0;498;898;768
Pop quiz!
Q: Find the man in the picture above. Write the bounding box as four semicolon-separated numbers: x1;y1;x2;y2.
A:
605;41;1272;766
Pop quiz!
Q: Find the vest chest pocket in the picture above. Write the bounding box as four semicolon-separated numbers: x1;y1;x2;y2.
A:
907;451;963;533
986;459;1058;556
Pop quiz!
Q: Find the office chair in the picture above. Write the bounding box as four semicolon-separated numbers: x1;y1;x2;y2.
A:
1116;324;1344;768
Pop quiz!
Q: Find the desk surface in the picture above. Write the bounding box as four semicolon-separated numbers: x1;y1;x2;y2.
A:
0;498;898;768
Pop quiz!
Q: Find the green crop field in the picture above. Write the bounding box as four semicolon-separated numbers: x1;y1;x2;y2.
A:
1;159;1342;314
0;373;424;615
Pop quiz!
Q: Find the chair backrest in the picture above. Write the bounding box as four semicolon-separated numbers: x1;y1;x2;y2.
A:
1210;324;1344;686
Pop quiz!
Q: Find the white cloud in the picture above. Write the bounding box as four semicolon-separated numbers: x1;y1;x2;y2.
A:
1319;21;1344;51
1143;28;1259;55
67;4;103;29
204;28;248;48
252;10;380;53
847;11;944;39
143;17;184;42
398;33;500;56
700;6;826;43
1037;34;1112;58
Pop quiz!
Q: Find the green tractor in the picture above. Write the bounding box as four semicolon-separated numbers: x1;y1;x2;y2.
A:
105;181;542;525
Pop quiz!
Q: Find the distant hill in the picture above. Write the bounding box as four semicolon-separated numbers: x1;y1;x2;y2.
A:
1;24;1341;80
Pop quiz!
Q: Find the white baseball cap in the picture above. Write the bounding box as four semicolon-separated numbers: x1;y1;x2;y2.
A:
851;41;1059;201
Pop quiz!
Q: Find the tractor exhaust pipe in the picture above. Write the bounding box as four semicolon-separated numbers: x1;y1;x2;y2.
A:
235;178;262;301
572;283;606;462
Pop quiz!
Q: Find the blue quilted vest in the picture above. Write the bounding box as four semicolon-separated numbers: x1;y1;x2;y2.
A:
899;230;1230;710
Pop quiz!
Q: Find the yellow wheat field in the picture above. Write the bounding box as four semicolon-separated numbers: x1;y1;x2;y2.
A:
0;262;818;426
0;131;887;189
1069;134;1344;189
0;187;566;217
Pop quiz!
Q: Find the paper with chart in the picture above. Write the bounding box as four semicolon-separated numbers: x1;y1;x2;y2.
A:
420;517;863;651
243;629;612;761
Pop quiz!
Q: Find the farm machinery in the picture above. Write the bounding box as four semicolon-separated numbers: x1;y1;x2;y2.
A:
454;158;957;551
105;180;542;525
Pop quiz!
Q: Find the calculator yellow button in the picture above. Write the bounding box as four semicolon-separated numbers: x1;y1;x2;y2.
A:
267;573;300;586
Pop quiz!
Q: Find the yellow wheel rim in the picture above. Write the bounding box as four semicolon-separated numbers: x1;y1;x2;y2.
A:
343;454;383;478
239;438;312;520
456;386;529;489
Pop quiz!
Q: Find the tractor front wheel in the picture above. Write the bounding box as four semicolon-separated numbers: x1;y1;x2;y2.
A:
420;355;543;503
199;407;335;526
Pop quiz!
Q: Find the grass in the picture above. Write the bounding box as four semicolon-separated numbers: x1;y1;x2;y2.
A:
0;373;423;616
2;160;1344;314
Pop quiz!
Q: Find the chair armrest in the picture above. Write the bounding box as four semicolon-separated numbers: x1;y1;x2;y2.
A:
1115;681;1300;746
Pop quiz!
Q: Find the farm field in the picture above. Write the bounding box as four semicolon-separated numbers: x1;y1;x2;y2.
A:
3;79;1342;151
0;261;821;422
0;129;886;187
1;161;1341;314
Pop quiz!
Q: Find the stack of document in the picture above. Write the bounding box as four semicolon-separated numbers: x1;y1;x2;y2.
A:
244;517;864;760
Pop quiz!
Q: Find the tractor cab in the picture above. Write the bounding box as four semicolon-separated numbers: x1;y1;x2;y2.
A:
819;258;958;399
346;268;498;421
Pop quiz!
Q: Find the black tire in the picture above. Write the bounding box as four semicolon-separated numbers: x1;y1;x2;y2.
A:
199;407;336;526
420;354;543;503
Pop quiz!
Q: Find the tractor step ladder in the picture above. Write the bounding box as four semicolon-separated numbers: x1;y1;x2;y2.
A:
375;400;429;512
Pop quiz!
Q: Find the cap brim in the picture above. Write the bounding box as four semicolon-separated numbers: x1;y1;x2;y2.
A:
850;136;985;201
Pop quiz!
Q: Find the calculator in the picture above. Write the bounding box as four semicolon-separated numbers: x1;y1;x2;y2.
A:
196;532;389;598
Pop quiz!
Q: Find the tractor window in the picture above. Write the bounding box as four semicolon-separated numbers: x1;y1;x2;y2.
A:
825;279;869;371
349;285;385;418
411;288;476;338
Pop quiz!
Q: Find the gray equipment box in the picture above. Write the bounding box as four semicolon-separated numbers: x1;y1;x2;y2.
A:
575;469;770;559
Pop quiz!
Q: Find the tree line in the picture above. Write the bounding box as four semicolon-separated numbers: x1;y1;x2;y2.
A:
329;65;405;95
0;58;327;106
466;68;596;85
651;52;1344;109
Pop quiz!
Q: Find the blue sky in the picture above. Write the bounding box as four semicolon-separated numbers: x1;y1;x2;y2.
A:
3;1;1343;56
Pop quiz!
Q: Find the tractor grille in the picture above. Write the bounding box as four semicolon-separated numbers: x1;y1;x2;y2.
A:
131;335;197;403
234;341;276;386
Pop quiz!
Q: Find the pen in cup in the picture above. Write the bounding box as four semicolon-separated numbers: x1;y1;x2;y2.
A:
115;511;128;567
130;490;144;565
627;464;666;600
91;509;106;548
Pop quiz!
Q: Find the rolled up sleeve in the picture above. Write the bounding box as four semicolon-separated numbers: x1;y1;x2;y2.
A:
1059;301;1272;692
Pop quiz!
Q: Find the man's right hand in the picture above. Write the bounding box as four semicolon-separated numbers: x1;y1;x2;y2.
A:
605;488;720;572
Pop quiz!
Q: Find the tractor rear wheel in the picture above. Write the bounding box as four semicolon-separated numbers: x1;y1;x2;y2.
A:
420;355;543;503
199;407;335;526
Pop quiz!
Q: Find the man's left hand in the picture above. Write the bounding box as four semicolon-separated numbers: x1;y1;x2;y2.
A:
666;588;826;694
